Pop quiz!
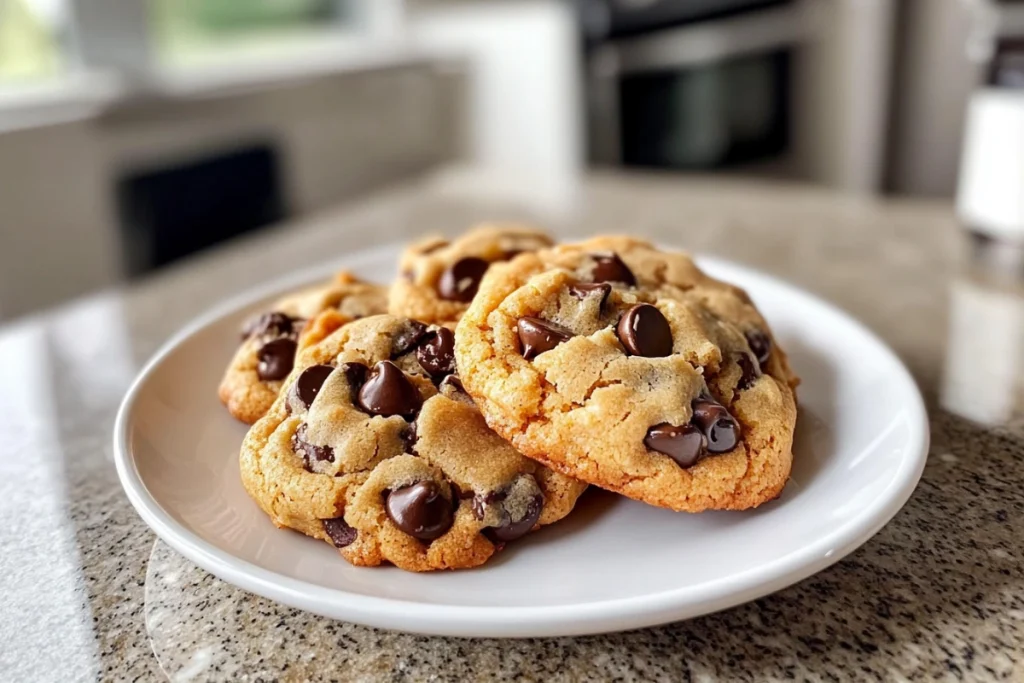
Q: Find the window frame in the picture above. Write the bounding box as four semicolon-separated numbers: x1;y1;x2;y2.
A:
0;0;410;128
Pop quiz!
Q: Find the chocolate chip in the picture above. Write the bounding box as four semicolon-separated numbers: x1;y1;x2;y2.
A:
471;490;502;520
392;321;429;357
746;329;772;365
517;317;574;360
568;281;612;307
290;364;334;409
487;494;543;543
339;361;368;398
617;304;673;357
292;423;334;467
416;327;456;377
645;423;706;468
241;311;295;340
384;481;453;541
590;252;636;286
737;353;761;390
401;421;418;453
691;398;741;453
438;257;489;302
256;338;297;380
322;517;357;548
446;483;474;512
473;483;544;543
357;361;422;418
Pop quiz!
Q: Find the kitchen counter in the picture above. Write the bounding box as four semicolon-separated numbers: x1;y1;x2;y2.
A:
3;172;1021;681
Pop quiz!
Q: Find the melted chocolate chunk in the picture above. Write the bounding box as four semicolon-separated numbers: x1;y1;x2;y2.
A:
438;257;490;302
392;321;429;357
487;494;543;543
448;483;475;511
401;421;418;453
384;481;453;541
241;311;295;340
745;329;772;366
590;252;636;286
616;304;673;357
691;397;741;453
568;281;612;308
473;484;544;543
645;423;706;468
448;482;463;507
291;364;334;409
357;361;422;418
416;327;456;378
471;490;502;520
322;517;357;548
339;362;368;399
256;338;297;381
737;353;761;390
292;423;335;467
517;317;574;360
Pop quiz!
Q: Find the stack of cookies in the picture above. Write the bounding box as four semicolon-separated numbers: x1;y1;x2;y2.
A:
224;226;799;572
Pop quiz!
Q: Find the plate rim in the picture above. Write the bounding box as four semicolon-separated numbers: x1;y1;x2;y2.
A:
113;242;930;638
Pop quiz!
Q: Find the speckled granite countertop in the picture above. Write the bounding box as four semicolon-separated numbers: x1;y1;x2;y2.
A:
3;172;1021;682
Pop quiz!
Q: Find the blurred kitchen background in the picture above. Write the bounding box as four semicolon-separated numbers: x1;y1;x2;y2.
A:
0;0;1019;321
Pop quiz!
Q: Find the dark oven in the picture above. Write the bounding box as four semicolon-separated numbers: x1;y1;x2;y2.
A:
582;0;799;170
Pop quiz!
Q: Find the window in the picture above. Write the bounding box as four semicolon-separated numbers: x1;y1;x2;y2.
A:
0;0;397;124
0;0;69;82
150;0;361;67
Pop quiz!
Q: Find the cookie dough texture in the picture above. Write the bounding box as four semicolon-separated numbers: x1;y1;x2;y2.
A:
387;224;554;326
240;314;587;572
219;272;388;424
455;236;798;512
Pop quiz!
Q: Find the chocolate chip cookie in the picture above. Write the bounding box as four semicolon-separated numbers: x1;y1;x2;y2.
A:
239;313;587;572
219;272;388;424
454;237;798;512
387;224;555;326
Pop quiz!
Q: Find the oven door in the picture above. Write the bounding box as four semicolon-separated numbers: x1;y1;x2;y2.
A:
588;2;805;169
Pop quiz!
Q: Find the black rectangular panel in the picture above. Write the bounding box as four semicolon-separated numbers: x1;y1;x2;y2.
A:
117;145;287;276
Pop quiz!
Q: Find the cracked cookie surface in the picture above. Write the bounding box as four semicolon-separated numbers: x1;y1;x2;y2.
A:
218;271;388;424
454;237;798;512
240;313;587;572
387;224;554;326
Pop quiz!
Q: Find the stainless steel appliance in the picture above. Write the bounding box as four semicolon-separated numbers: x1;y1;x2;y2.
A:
581;0;800;170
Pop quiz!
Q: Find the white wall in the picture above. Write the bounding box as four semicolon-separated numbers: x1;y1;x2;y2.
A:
0;121;122;321
411;1;583;218
0;63;456;320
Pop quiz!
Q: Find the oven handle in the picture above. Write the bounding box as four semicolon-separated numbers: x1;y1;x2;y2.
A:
605;3;808;74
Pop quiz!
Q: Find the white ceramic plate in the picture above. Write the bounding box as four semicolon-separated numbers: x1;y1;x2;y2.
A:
114;243;929;638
